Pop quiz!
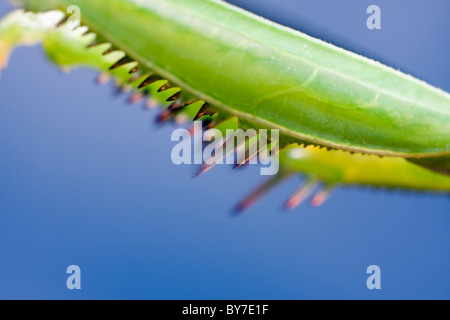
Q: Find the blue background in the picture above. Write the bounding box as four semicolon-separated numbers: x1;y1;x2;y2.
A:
0;0;449;299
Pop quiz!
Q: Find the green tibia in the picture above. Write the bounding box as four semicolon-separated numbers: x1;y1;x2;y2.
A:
1;9;450;194
12;0;450;159
280;145;450;192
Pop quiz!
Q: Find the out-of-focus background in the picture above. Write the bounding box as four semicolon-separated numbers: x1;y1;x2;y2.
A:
0;0;449;299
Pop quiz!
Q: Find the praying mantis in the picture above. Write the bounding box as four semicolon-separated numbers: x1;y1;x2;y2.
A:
1;0;449;211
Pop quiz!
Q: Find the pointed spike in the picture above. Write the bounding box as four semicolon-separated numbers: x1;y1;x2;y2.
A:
167;101;183;110
193;162;215;178
157;83;170;92
193;133;236;178
156;106;185;123
87;41;98;49
235;173;290;213
194;105;209;121
81;29;91;37
109;56;134;70
285;178;319;210
129;66;139;74
166;91;182;102
138;74;159;89
87;39;105;48
311;185;335;207
205;120;220;131
127;74;141;85
183;99;201;107
235;137;265;169
55;16;69;28
194;104;212;121
102;46;114;55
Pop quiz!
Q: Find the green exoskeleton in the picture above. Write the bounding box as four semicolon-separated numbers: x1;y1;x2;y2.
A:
1;0;449;210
